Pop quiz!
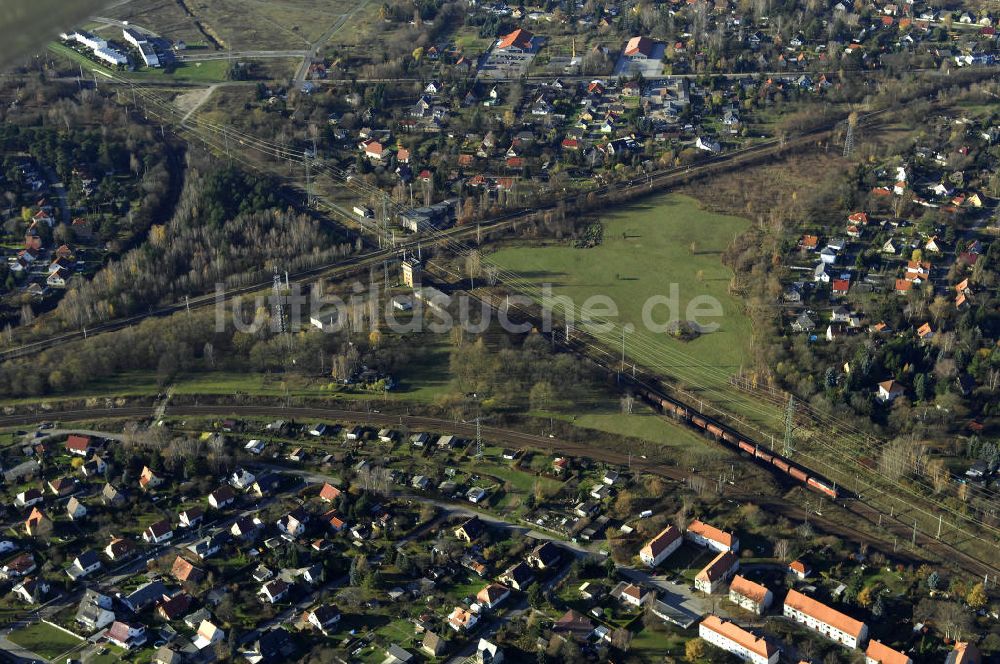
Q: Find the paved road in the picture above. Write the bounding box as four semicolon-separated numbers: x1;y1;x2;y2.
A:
291;0;373;90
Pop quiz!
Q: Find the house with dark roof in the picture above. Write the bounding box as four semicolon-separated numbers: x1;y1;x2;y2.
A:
122;580;169;612
454;516;485;542
527;541;562;570
499;562;535;591
144;519;173;544
243;627;296;663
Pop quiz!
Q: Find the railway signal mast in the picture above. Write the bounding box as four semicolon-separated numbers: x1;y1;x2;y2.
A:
783;395;795;457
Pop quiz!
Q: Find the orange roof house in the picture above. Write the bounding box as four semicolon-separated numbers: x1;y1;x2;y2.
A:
686;519;738;552
728;575;772;613
24;508;52;537
783;589;867;647
319;483;341;502
865;639;912;664
699;615;777;662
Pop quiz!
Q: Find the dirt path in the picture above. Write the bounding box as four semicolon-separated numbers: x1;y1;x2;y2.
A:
175;83;219;122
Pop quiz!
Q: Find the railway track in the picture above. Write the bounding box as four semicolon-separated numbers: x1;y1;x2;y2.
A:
0;103;867;363
421;278;1000;581
0;403;986;576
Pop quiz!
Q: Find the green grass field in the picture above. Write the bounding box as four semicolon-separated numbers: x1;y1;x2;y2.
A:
491;194;750;391
48;42;231;83
7;622;84;660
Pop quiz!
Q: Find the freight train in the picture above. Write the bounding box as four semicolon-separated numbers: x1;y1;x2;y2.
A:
634;384;839;500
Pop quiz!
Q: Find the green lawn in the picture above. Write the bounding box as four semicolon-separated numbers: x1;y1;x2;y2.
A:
490;193;785;432
491;193;750;389
48;42;231;83
7;621;84;660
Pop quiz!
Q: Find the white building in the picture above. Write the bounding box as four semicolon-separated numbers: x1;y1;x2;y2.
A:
639;524;682;567
686;519;739;553
728;575;772;615
865;639;912;664
784;589;868;649
694;551;739;594
94;47;129;66
699;615;778;664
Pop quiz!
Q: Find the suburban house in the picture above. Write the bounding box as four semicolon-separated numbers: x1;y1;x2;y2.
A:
305;604;341;634
178;507;205;528
276;508;309;538
232;515;264;539
789;560;811;579
477;638;504;664
422;631;448;657
122;581;169;612
139;466;163;491
695;551;739;594
13;577;49;604
193;620;224;650
24;507;52;537
105;537;134;561
107;620;147;650
699;615;778;664
1;553;36;579
619;583;653;607
76;589;115;631
209;485;237;509
259;579;290;604
865;639;912;664
172;556;205;584
639;524;682;567
499;562;535;591
476;583;511;609
14;488;43;508
102;483;125;506
65;434;94;456
527;541;562;570
67;551;102;580
877;380;905;403
230;468;256;490
319;483;342;502
143;519;174;544
944;642;980;663
454;516;485;543
48;477;78;496
784;589;868;649
686;519;739;552
448;606;478;632
552;609;595;641
66;496;87;520
728;575;772;615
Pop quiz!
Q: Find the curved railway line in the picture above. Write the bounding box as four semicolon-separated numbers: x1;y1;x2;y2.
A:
0;403;995;579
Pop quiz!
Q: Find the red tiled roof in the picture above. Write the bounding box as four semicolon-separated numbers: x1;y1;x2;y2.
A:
784;589;866;638
701;615;776;659
729;575;769;603
624;36;655;57
687;519;734;548
865;639;911;664
498;28;533;50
